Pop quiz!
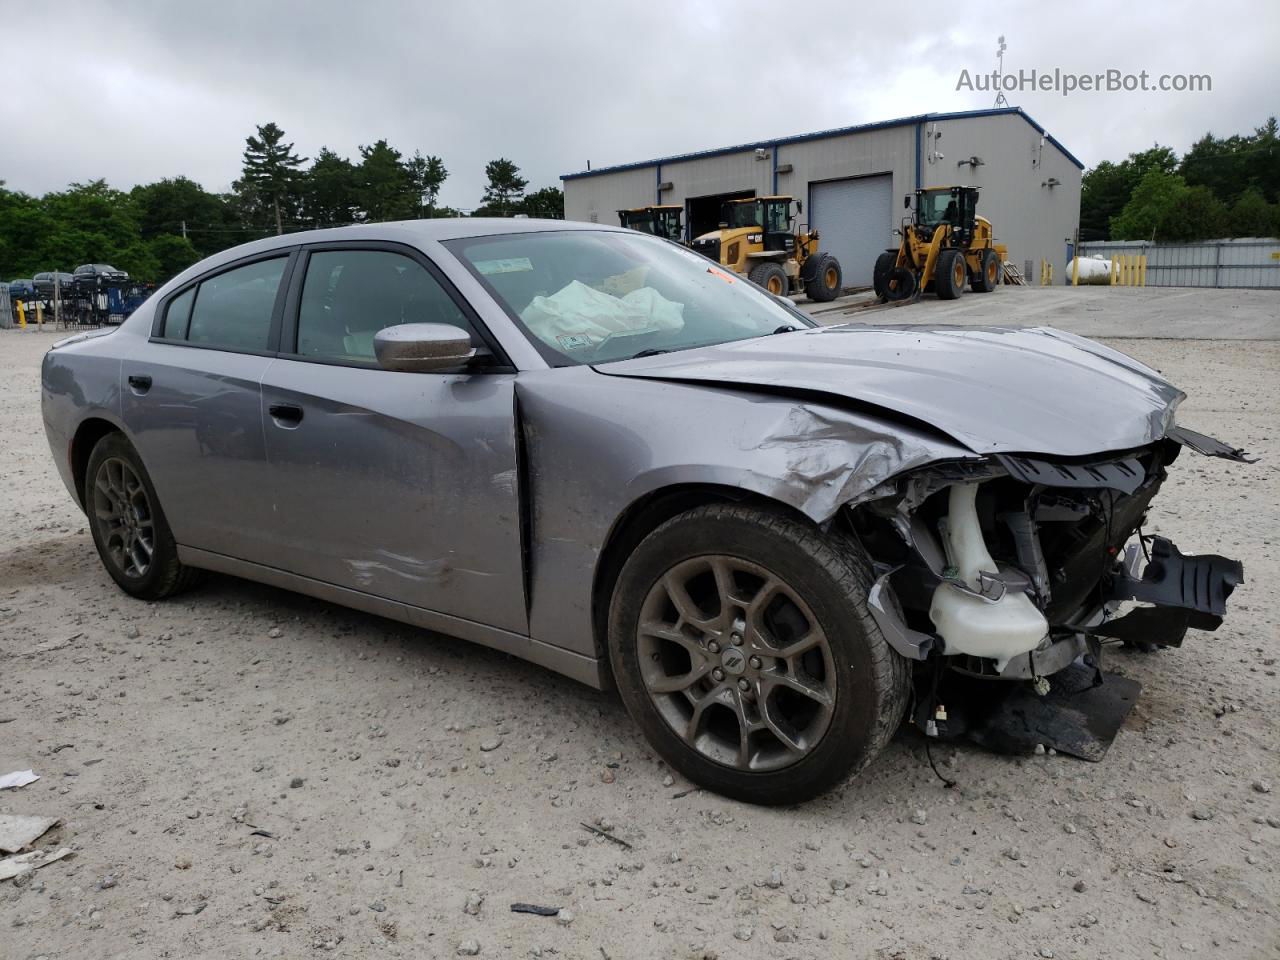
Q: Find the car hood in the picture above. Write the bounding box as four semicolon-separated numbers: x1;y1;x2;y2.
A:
598;324;1185;457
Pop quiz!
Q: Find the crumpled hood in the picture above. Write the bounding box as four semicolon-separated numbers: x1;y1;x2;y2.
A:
599;324;1185;457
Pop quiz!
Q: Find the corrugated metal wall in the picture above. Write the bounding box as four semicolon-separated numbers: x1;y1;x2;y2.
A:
563;113;1083;280
1076;239;1280;288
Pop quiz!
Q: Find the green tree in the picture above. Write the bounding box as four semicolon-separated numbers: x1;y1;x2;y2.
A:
1110;169;1186;241
129;176;237;256
356;140;413;222
236;122;306;235
1080;145;1177;240
1226;187;1276;237
477;158;528;216
404;151;448;217
517;186;564;219
146;234;202;280
1165;185;1227;241
303;147;359;227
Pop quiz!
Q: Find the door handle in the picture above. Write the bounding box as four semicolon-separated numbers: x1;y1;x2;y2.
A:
127;374;152;394
268;403;304;427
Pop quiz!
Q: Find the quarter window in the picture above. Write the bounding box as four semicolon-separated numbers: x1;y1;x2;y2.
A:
161;287;194;340
184;257;287;353
295;250;473;362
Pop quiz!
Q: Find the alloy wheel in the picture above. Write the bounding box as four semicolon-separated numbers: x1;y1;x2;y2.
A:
92;457;155;579
636;555;836;772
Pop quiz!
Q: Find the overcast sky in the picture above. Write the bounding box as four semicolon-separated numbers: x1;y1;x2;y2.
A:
4;0;1276;211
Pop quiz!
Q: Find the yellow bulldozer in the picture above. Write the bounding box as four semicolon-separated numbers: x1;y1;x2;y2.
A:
873;185;1005;302
690;196;843;302
618;205;685;242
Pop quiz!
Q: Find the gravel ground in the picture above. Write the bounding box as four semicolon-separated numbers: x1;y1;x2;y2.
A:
1;325;1277;960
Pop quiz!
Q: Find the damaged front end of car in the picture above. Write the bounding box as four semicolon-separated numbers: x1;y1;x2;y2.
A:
844;425;1250;759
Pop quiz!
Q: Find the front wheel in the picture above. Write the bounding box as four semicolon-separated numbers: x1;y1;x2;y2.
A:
85;432;201;601
936;248;966;300
607;504;910;805
747;261;788;297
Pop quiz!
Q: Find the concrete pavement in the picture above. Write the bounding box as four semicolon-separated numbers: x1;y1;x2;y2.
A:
799;285;1280;340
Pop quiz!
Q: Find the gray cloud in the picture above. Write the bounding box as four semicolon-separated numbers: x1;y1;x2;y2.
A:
4;0;1275;209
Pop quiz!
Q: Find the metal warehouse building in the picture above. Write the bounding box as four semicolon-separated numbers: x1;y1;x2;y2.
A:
562;107;1082;288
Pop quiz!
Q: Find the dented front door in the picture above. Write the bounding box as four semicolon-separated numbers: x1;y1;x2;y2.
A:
257;359;527;634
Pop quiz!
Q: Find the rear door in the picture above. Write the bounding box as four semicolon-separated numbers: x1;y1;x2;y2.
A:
122;251;295;562
257;242;527;634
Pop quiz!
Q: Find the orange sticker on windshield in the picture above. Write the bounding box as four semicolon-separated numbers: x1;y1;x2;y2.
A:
706;266;737;284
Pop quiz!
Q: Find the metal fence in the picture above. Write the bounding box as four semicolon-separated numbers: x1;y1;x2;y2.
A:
1074;238;1280;289
0;284;12;329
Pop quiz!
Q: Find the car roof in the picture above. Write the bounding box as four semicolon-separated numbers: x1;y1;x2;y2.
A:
213;217;617;258
151;218;631;303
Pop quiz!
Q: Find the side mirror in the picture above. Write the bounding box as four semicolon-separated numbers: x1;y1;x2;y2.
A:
374;323;476;372
795;200;803;214
903;195;911;209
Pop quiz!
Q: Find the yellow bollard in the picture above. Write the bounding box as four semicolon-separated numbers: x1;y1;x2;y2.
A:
16;300;25;328
1072;256;1080;286
35;301;44;327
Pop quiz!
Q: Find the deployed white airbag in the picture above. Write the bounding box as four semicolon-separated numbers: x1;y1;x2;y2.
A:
519;280;684;352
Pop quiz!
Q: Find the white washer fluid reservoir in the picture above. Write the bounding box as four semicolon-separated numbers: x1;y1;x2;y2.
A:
928;482;1049;672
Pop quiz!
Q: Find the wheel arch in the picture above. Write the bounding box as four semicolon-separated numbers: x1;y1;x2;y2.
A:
70;416;125;509
589;482;816;670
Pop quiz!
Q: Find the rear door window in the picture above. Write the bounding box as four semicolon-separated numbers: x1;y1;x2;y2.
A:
186;258;286;353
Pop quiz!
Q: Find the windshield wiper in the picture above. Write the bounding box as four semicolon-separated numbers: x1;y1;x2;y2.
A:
771;324;800;335
626;347;671;360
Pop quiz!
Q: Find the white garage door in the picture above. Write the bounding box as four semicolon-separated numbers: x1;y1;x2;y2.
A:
809;175;894;288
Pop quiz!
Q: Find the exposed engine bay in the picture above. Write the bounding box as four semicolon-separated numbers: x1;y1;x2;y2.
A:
845;424;1249;758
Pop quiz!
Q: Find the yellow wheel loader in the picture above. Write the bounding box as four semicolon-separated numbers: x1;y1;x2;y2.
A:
618;205;685;242
689;196;843;302
873;186;1005;302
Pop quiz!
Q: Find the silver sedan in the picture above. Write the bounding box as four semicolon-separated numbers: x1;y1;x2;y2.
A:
42;219;1247;804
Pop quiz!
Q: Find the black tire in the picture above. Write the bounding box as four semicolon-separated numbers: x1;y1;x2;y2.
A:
804;253;842;302
884;265;918;302
972;248;1000;292
873;251;897;301
85;432;201;601
936;249;966;300
747;261;788;297
607;504;910;805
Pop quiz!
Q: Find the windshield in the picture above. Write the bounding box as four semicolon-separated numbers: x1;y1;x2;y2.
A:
446;230;813;366
917;190;958;226
725;201;762;229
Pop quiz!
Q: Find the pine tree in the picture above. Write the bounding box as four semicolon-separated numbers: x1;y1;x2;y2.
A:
405;152;448;218
238;122;306;235
479;159;528;217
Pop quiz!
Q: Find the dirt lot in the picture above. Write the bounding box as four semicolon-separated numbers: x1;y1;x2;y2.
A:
2;313;1278;960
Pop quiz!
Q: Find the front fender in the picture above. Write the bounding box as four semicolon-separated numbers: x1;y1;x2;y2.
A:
515;368;974;660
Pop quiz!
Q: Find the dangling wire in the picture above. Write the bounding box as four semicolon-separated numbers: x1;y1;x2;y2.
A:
924;660;957;788
925;738;956;789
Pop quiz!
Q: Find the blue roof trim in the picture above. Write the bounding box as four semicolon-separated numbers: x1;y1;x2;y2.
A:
561;107;1084;181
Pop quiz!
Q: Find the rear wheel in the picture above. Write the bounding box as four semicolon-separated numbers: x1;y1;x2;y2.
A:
973;248;1000;292
873;251;897;301
748;261;788;297
608;504;910;805
936;249;966;300
86;433;200;601
804;254;842;302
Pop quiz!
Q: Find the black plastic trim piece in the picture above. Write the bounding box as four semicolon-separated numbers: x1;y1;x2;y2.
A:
1167;425;1257;463
996;453;1146;494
